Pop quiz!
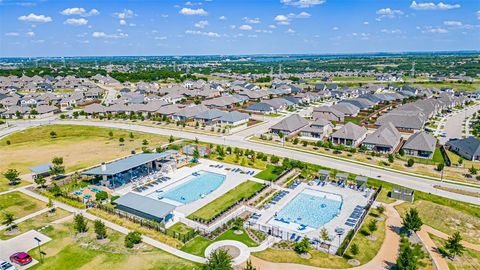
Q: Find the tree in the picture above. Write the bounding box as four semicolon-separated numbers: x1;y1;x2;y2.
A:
203;249;233;270
368;219;378;233
396;238;420;270
74;214;88;234
50;157;65;179
142;139;149;146
407;158;415;167
108;131;113;138
270;155;280;164
388;154;394;163
377;205;385;215
169;135;175;143
402;208;423;233
294;237;311;254
3;169;20;185
350;243;359;256
469;166;477;175
399;148;405;156
119;137;125;143
129;132;134;140
436;163;444;172
50;131;57;138
125;231;142;248
444;232;465;259
243;260;256;270
2;212;15;231
278;131;284;140
94;220;107;240
34;175;46;188
320;227;329;243
46;198;56;213
96;191;108;201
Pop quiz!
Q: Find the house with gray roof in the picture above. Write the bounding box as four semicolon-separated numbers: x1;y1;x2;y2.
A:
332;103;360;117
375;111;427;131
244;102;275;114
402;131;436;159
156;104;185;118
203;95;242;109
312;106;345;122
446;137;480;161
330;122;367;147
173;104;208;121
83;103;107;115
339;98;375;110
362;122;401;153
270;114;309;136
194;109;227;126
299;118;333;139
218;111;250;127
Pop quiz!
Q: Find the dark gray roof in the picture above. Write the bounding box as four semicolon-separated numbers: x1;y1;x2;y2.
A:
403;131;436;152
219;111;250;123
363;122;401;148
446;137;480;157
195;109;227;120
245;102;274;112
331;122;367;140
82;151;177;176
115;192;176;218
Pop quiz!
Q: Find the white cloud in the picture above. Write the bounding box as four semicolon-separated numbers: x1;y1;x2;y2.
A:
61;7;99;17
243;17;261;24
115;9;135;19
179;7;207;16
64;18;88;26
363;21;369;25
268;24;277;29
219;15;227;20
154;36;167;40
119;19;127;25
26;31;35;37
281;0;326;8
185;30;220;37
239;24;253;30
92;31;128;39
296;11;311;18
18;13;52;23
477;10;480;20
332;26;339;30
255;29;273;33
5;32;20;36
410;1;460;10
381;28;402;34
422;26;448;33
376;8;404;20
274;14;290;25
352;32;370;40
194;20;209;28
286;28;295;33
443;20;462;26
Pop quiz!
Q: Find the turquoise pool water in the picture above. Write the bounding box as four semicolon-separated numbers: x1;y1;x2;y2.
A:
273;190;342;229
160;171;225;204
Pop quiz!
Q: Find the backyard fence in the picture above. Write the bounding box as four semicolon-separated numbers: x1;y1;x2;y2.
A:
95;204;198;243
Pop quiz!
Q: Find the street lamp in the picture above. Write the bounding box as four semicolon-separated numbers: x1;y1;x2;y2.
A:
34;237;44;263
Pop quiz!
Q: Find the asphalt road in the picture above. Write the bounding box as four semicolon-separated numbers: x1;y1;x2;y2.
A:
439;104;480;144
2;119;478;205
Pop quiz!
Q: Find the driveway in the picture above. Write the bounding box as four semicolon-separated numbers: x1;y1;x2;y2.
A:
0;230;51;269
440;104;480;144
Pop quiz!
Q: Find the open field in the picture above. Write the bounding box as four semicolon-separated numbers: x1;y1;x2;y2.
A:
395;200;480;245
0;208;70;239
28;220;199;270
0;191;45;219
254;165;283;181
429;234;480;270
188;180;265;221
0;125;170;191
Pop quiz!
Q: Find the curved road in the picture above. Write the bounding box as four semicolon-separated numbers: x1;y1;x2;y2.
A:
439;104;480;144
2;119;479;205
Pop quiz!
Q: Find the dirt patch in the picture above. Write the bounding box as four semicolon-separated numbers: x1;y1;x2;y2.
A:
217;245;241;258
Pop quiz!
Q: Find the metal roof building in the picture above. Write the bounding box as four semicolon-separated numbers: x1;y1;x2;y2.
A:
114;192;176;222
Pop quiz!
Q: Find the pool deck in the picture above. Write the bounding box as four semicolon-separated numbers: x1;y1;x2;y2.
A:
255;182;374;252
115;159;262;216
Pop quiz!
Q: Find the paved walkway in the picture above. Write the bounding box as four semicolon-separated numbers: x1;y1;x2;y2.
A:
250;200;404;270
0;207;54;231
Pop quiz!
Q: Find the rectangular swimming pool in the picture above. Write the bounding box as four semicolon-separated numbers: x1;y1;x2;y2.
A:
270;189;342;229
159;171;225;204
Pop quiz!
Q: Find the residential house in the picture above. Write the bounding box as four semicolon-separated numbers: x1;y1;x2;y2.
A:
330;122;367;147
402;131;437;159
218;111;250;127
362;123;401;153
312;106;345;122
269;114;309;136
194;109;227;126
299;118;333;139
446;137;480;161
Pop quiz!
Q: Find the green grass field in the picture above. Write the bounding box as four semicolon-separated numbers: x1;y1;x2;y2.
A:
254;165;284;181
0;191;45;219
28;221;199;270
188;181;265;221
429;234;480;270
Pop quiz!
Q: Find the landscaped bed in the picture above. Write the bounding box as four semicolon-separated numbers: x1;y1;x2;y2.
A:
188;181;265;223
254;165;285;181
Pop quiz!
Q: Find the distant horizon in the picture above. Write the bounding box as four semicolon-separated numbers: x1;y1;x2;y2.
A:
1;49;479;60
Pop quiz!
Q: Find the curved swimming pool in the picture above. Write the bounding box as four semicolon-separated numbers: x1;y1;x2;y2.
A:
160;171;225;204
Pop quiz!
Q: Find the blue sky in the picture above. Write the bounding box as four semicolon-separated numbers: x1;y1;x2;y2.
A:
1;0;479;57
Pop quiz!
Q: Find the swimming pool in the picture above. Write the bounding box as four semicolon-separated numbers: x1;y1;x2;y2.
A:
160;171;225;204
271;189;342;229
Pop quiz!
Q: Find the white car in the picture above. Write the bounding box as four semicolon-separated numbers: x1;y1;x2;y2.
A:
0;260;17;270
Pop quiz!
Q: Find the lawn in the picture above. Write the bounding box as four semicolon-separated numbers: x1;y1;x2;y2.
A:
168;222;195;236
0;208;71;239
181;228;258;257
253;249;351;268
432;148;445;164
188;181;265;222
344;208;386;264
28;221;199;270
395;200;480;245
0;191;45;219
0;125;170;191
254;165;284;181
429;234;480;270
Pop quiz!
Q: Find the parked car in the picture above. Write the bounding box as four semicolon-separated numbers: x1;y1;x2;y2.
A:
0;260;17;270
9;252;32;266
